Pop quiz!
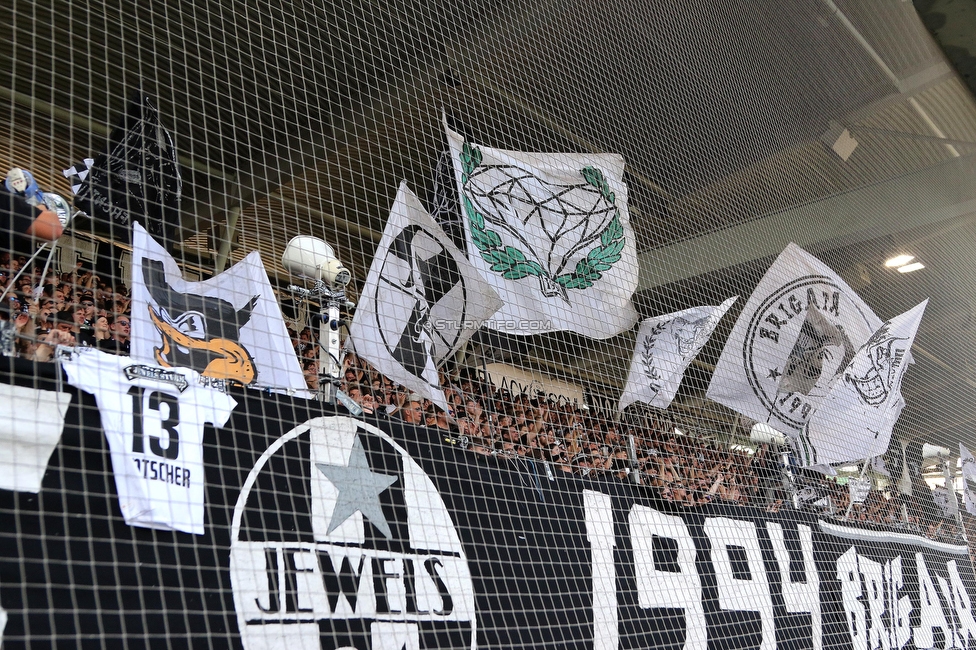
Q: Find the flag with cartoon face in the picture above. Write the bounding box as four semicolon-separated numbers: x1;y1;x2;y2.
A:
707;243;886;439
130;223;305;392
350;182;502;412
797;300;926;468
618;298;736;411
446;126;638;339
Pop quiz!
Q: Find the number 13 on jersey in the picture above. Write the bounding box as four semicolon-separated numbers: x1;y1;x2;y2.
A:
128;385;180;459
61;349;237;534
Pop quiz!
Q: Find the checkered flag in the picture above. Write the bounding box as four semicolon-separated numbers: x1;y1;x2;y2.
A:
62;158;94;195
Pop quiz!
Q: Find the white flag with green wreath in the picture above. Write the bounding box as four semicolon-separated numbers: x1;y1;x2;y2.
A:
446;125;638;339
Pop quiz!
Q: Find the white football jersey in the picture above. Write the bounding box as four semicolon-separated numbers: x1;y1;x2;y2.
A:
61;348;237;534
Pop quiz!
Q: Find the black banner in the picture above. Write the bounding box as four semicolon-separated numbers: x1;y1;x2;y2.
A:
1;361;975;650
73;95;183;246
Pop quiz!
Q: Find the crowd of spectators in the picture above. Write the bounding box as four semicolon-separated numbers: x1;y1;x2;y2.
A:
1;251;961;543
0;255;132;360
335;348;962;540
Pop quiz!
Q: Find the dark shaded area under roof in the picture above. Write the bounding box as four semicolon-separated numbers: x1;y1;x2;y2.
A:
2;0;976;456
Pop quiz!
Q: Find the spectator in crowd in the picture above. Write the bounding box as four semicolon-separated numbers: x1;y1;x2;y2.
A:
44;284;66;312
302;360;319;391
77;292;97;325
347;385;378;415
50;312;78;347
4;303;31;347
30;329;75;362
68;307;96;347
98;314;131;355
92;315;112;346
33;297;57;335
459;397;489;443
399;395;424;425
429;407;457;434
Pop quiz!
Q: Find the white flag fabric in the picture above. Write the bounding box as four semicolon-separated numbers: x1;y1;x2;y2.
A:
797;300;926;468
847;477;872;504
932;486;959;518
445;126;638;339
350;182;503;412
618;297;737;411
962;444;976;481
961;443;976;516
707;243;884;438
0;384;71;492
869;455;890;477
131;223;306;392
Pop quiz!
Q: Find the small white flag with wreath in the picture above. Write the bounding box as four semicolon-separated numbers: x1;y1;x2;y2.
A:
618;298;736;411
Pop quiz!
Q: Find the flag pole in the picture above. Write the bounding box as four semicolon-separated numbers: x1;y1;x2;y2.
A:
843;458;871;521
0;243;48;304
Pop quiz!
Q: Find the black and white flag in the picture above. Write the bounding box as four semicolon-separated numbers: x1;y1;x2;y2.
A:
848;477;872;504
62;158;94;195
350;182;503;411
429;150;467;253
795;485;835;514
66;95;182;245
446;125;638;339
707;243;885;438
797;301;926;468
932;486;960;519
131;223;306;393
961;443;976;516
618;297;736;411
870;454;891;477
901;439;924;497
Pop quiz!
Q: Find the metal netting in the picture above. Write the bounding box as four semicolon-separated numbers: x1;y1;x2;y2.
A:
1;0;976;648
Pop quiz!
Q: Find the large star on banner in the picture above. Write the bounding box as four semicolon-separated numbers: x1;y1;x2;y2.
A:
315;435;399;539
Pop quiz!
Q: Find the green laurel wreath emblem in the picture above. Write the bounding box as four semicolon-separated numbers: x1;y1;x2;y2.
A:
459;141;625;291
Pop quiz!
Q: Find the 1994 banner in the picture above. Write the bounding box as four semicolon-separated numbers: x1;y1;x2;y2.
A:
0;365;974;650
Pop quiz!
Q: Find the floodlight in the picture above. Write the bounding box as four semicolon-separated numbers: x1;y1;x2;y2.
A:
750;422;788;446
885;254;914;268
281;236;351;289
897;262;925;274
